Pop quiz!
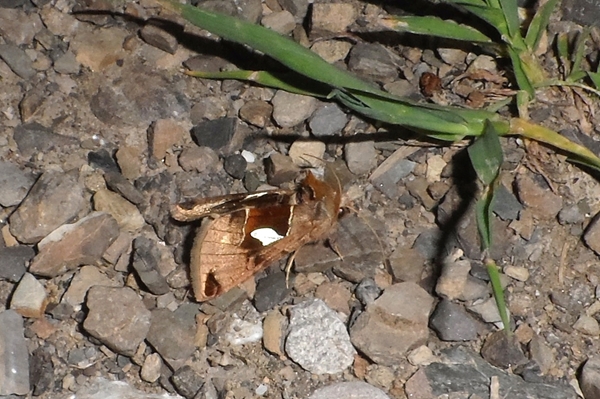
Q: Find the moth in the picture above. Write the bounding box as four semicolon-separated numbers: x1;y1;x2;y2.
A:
171;165;341;302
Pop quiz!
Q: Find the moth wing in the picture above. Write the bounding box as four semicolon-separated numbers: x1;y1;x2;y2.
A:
191;210;313;301
172;190;295;222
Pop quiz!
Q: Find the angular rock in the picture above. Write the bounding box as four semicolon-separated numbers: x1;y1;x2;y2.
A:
285;299;355;374
0;310;29;395
350;282;433;365
132;237;170;295
13;122;79;159
344;140;377;175
405;346;576;399
83;286;151;356
29;212;119;277
515;173;562;219
191;117;237;153
429;300;478;341
10;273;48;318
435;259;471;300
0;245;34;282
481;330;527;369
271;91;317;127
148;119;186;161
309;381;390;399
146;307;197;367
93;189;145;233
580;356;600;399
0;43;36;79
309;103;347;137
62;265;120;307
0;161;36;207
9;170;85;244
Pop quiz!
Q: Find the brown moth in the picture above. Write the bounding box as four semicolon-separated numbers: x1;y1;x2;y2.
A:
171;165;341;302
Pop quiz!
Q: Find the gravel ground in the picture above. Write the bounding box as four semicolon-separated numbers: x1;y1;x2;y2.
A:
2;0;600;398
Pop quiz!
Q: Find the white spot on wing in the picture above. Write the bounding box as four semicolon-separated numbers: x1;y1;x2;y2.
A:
250;228;284;246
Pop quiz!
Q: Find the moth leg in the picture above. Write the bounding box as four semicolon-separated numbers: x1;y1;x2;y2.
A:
284;251;299;289
329;240;344;261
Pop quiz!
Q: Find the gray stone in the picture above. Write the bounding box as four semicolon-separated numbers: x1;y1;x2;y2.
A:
9;170;85;244
558;203;585;225
309;103;347;137
254;271;291;312
370;157;415;199
0;43;36;79
271;91;317;127
13;122;79;159
10;273;48;318
348;43;398;83
0;9;43;46
261;10;295;34
53;50;80;74
0;246;34;282
0;161;35;207
0;310;29;395
309;382;390;399
405;346;577;399
89;65;190;127
493;184;523;221
146;307;196;367
562;0;600;26
344;141;377;175
132;237;170;295
580;356;600;399
93;189;145;233
29;212;119;277
83;286;151;356
430;300;478;341
436;259;471;300
285;299;355;374
62;265;120;307
350;282;433;365
140;23;178;54
191;117;237;153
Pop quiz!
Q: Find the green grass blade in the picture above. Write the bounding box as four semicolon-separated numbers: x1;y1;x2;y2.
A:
588;71;600;89
469;121;503;249
556;32;570;77
487;259;511;333
185;69;331;97
157;0;390;100
468;121;503;186
570;28;591;79
507;47;534;95
444;1;507;32
510;118;600;171
380;15;493;43
525;0;560;50
498;0;520;39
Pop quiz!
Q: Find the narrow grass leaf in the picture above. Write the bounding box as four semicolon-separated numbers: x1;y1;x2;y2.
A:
525;0;560;49
588;71;600;89
468;121;503;186
498;0;520;39
507;47;534;95
510;118;600;171
570;28;590;79
487;259;511;333
185;70;331;97
380;16;493;43
556;33;570;76
444;1;507;31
